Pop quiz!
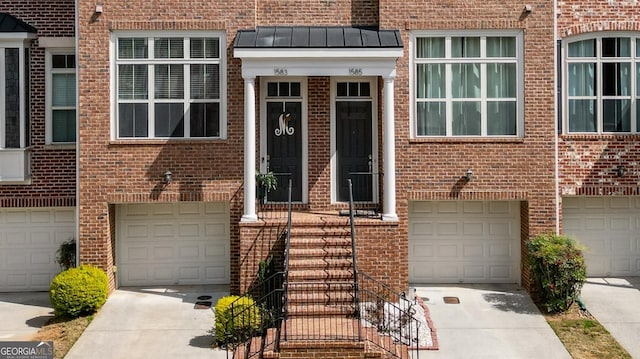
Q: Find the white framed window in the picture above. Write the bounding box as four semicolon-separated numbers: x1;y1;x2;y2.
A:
410;31;524;137
46;49;76;144
111;32;226;140
564;33;640;133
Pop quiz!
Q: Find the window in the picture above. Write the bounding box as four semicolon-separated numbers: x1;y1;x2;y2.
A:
411;32;523;137
46;51;76;143
565;34;640;133
113;33;224;139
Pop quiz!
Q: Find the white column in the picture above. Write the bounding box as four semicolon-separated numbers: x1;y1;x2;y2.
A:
242;77;258;222
382;77;398;221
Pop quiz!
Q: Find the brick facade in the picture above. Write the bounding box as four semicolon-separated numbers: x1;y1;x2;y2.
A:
0;1;76;208
557;0;640;231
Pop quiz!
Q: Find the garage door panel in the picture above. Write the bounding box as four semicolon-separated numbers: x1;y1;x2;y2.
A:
118;202;230;286
409;201;520;284
610;197;631;209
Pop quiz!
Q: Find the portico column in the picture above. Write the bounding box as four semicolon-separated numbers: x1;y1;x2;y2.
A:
242;77;258;222
382;76;398;221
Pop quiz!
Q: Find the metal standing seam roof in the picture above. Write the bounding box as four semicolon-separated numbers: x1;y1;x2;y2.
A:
0;13;37;33
234;26;403;49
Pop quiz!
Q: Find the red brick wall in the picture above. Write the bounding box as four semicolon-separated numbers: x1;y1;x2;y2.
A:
381;0;557;285
256;0;378;27
0;1;76;208
557;1;640;207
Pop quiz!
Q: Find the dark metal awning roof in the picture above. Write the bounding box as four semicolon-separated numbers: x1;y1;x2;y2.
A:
234;26;402;49
0;13;36;33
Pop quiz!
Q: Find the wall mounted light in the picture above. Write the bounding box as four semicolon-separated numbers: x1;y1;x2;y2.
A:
615;165;625;178
95;3;103;14
163;170;173;184
464;169;473;181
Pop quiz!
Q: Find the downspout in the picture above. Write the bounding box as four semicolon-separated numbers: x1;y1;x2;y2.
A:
74;0;80;266
554;0;560;235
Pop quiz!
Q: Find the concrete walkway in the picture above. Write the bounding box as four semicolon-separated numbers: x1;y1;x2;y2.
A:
65;285;230;359
413;284;571;359
0;292;53;341
581;277;640;358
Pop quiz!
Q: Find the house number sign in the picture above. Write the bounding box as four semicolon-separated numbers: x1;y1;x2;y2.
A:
349;68;363;76
275;113;295;136
274;68;288;76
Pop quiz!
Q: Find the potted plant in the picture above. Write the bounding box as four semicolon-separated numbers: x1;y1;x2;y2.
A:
256;171;277;203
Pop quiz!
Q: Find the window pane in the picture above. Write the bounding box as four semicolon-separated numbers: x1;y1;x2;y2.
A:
487;63;516;98
568;39;595;57
118;64;148;99
52;110;76;142
603;99;630;132
359;83;369;97
52;54;75;69
416;102;445;136
119;103;148;137
451;37;480;58
52;74;76;106
487;101;516;135
348;82;358;96
268;82;278;97
487;37;516;57
279;82;290;96
337;82;347;97
568;63;595;96
5;48;20;148
190;38;219;59
416;37;444;58
568;99;596;132
118;38;148;59
637;102;640;131
417;64;444;99
602;62;630;96
191;64;219;99
602;37;630;57
155;103;184;137
452;101;481;135
190;103;220;137
155;64;184;99
154;38;183;59
291;82;301;97
452;63;480;98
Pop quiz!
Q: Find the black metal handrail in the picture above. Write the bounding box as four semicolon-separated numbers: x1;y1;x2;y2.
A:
283;178;292;341
347;178;362;341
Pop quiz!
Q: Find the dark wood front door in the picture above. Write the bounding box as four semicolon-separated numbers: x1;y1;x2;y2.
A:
336;100;373;202
266;101;302;202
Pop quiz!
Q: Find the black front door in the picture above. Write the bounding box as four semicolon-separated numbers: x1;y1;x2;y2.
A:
266;100;302;202
336;100;373;202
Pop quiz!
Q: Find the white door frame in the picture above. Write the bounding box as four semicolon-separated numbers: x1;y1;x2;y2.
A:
330;77;379;204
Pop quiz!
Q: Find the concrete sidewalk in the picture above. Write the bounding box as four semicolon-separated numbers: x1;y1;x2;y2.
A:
581;277;640;358
413;284;571;359
0;292;53;341
65;285;230;359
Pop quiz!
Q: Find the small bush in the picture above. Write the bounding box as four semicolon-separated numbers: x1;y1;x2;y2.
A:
214;295;262;348
50;265;109;318
527;233;587;313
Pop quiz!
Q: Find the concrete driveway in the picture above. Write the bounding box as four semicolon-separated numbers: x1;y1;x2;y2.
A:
0;292;53;341
65;285;230;359
581;277;640;358
413;284;571;359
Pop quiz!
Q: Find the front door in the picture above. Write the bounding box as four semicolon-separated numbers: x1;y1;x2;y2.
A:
263;80;304;202
334;80;376;202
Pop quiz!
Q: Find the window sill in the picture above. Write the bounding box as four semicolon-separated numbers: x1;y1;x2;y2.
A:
560;133;640;141
109;138;226;146
44;143;76;150
409;136;525;144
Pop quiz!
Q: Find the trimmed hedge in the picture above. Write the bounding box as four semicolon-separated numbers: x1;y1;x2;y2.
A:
527;233;587;313
214;295;262;348
50;265;109;318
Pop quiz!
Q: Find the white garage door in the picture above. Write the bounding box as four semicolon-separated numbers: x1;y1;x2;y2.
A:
563;197;640;277
0;208;75;292
117;202;230;286
409;201;521;284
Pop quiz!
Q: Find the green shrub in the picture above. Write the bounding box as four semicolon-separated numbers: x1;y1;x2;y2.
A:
214;295;263;348
527;233;587;313
50;265;109;318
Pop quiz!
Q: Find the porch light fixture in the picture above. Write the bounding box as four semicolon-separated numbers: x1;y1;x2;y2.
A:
464;169;473;181
163;170;173;184
615;165;625;178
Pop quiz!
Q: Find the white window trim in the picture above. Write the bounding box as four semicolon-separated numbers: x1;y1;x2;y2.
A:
109;30;227;141
563;32;639;134
409;30;524;138
45;48;76;145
